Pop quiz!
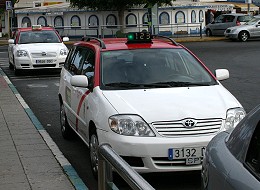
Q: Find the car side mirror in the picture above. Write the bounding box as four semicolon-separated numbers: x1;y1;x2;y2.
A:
70;75;89;88
215;69;229;81
8;39;15;44
63;37;69;42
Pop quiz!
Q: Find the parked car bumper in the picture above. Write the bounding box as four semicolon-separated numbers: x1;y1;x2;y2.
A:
98;129;218;173
224;33;239;39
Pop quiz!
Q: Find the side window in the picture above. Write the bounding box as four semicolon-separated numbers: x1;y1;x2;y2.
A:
215;15;224;23
245;121;260;176
68;47;88;75
64;47;75;69
82;49;95;86
223;15;234;23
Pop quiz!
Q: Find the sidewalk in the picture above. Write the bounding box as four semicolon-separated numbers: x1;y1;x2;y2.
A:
0;69;86;189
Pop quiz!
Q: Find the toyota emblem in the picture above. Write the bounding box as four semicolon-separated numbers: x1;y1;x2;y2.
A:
183;119;196;128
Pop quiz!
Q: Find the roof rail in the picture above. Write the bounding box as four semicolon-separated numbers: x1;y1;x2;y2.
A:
152;35;179;46
81;36;106;49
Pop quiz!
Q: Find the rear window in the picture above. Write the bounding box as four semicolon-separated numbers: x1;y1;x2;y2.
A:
238;15;253;22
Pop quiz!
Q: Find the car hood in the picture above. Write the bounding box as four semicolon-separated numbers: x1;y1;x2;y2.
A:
17;43;67;52
102;85;241;123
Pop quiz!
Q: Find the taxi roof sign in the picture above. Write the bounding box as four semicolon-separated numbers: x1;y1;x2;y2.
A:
126;32;152;44
32;25;42;30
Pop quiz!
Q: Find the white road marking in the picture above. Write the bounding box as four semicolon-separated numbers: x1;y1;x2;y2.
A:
27;84;48;88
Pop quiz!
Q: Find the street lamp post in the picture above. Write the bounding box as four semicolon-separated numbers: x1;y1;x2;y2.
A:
245;0;252;15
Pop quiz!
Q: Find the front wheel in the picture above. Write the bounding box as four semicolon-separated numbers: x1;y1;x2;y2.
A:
60;103;73;139
206;29;212;37
89;130;99;179
239;31;249;42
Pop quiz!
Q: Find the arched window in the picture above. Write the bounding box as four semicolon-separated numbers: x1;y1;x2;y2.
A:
88;15;99;28
37;16;47;26
106;14;117;28
175;11;185;23
126;13;137;27
54;16;64;28
159;12;170;24
191;10;196;23
142;12;149;25
21;17;31;27
199;10;204;22
71;15;81;27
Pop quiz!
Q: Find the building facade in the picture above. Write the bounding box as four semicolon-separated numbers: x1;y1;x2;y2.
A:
2;0;257;37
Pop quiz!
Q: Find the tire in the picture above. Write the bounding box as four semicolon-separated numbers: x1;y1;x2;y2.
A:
9;55;14;70
60;103;73;140
89;129;99;179
9;58;14;69
239;31;249;42
206;29;212;37
14;66;21;76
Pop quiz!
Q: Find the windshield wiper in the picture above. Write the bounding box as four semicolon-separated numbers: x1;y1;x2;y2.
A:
105;82;143;88
148;81;212;87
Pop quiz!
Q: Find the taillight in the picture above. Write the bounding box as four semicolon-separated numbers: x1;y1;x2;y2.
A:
236;21;241;26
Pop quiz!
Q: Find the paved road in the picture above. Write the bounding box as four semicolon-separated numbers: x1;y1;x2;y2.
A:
0;40;259;189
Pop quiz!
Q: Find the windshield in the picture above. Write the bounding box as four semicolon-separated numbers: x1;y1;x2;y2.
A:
18;30;61;44
245;17;260;25
100;49;217;90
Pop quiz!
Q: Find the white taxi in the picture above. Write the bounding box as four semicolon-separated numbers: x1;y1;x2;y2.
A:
8;25;69;75
58;33;246;177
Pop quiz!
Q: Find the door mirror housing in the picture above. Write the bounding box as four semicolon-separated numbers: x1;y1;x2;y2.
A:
70;75;89;88
215;69;229;81
63;37;69;42
8;39;15;44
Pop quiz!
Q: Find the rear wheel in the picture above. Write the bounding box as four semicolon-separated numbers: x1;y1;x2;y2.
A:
89;129;99;179
239;31;249;42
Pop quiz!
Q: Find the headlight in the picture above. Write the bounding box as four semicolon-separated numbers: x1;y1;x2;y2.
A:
231;29;237;33
17;50;28;57
225;107;246;130
109;115;155;136
60;49;68;56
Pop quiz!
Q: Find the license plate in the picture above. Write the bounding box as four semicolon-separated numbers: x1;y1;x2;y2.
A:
168;146;206;160
36;60;53;64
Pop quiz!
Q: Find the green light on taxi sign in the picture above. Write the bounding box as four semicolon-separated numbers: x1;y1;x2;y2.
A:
127;33;135;41
126;32;152;43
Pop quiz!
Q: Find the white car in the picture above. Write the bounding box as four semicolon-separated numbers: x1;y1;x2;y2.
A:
58;33;246;178
8;25;69;75
224;17;260;42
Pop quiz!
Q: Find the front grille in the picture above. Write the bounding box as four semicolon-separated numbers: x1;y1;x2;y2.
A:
153;118;222;137
152;157;202;167
31;52;57;58
33;64;56;68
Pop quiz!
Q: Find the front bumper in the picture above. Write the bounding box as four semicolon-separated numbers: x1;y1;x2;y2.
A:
224;33;239;39
14;56;66;69
98;129;217;173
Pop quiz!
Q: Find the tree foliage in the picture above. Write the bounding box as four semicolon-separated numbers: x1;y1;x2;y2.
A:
68;0;173;11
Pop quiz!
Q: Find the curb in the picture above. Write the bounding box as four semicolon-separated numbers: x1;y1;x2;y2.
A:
0;68;88;190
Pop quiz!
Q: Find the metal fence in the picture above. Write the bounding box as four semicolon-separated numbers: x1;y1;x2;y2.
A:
98;144;155;190
11;22;204;39
153;22;203;38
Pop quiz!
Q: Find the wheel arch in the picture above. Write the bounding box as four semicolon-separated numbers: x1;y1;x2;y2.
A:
239;30;250;38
